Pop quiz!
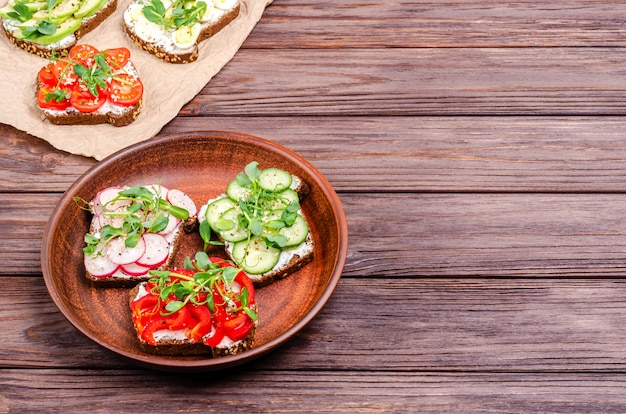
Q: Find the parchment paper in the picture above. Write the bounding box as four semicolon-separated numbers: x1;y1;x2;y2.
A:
0;0;272;160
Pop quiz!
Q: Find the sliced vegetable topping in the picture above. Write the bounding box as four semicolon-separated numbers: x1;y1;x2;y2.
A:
36;44;143;114
130;252;258;346
75;183;195;279
200;161;310;275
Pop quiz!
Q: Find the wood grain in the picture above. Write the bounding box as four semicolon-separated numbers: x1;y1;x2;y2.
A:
184;48;626;116
5;276;626;373
5;192;626;277
8;117;626;193
2;370;626;412
250;1;626;48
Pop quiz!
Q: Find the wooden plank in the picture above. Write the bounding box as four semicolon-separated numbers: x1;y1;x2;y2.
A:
2;369;626;412
248;0;626;48
5;276;626;372
6;192;626;277
7;116;626;193
186;48;626;116
163;116;626;193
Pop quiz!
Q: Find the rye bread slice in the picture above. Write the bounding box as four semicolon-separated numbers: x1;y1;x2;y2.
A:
129;283;257;356
1;0;117;58
123;1;240;64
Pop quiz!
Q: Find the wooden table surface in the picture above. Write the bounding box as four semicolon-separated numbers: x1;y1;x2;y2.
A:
4;0;626;412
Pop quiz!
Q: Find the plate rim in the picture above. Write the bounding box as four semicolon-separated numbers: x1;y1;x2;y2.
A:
40;130;348;372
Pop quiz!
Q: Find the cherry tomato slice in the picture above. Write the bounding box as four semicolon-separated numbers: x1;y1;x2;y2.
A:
37;87;71;110
37;64;58;87
108;74;143;107
50;59;78;88
70;87;108;113
104;47;131;68
69;44;100;66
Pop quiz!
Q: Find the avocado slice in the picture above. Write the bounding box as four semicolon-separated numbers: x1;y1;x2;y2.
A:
49;0;82;21
74;0;106;18
32;16;80;44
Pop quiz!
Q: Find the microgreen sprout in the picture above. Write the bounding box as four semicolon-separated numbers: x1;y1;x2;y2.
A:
73;183;189;255
146;252;257;321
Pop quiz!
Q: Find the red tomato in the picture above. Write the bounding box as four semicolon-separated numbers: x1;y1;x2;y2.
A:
37;64;58;87
69;44;99;65
36;87;71;110
104;47;131;68
50;59;78;88
108;74;143;107
70;87;107;113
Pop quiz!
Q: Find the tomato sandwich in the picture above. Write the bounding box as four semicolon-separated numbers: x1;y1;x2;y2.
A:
129;254;258;356
36;44;144;127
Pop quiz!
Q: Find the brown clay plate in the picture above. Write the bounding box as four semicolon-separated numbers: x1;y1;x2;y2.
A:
41;131;348;372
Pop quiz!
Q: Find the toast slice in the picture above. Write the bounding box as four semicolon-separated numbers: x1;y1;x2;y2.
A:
129;260;258;356
1;0;117;58
81;184;198;287
123;0;240;63
198;163;315;287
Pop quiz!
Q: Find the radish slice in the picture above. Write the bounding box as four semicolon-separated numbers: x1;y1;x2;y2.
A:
158;215;181;235
84;253;119;277
121;262;151;276
136;233;170;268
107;236;146;265
167;189;197;217
94;186;131;215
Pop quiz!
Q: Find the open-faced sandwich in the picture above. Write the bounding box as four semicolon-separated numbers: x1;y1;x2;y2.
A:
129;253;257;356
36;44;144;127
1;0;116;58
75;183;198;286
123;0;239;63
198;161;314;287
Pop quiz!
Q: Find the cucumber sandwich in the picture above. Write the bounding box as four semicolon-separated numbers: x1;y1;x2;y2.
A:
198;161;315;287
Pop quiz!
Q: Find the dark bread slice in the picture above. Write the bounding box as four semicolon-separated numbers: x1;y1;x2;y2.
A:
129;284;256;356
123;2;239;64
38;61;143;127
41;97;143;127
85;216;197;287
1;0;117;58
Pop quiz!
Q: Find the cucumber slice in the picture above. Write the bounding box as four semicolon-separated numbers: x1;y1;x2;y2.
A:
258;168;292;192
278;214;309;247
218;208;249;242
231;236;280;274
226;179;251;202
270;188;300;210
204;197;236;232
